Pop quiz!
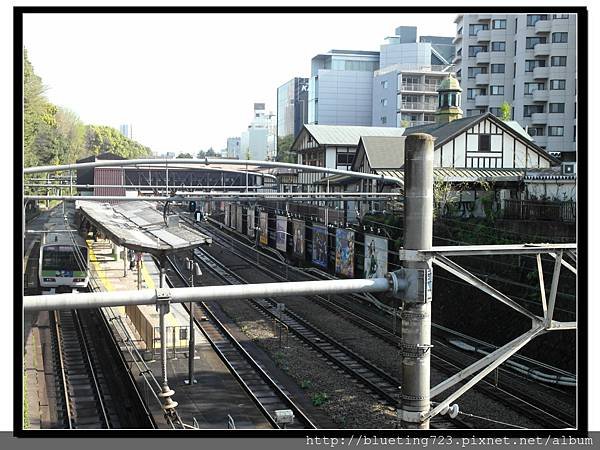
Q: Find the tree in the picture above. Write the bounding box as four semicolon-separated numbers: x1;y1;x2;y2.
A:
206;148;216;157
276;135;296;163
24;49;57;167
196;150;206;159
176;152;193;159
500;101;512;121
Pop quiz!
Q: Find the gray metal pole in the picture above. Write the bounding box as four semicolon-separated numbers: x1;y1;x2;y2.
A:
157;257;178;414
187;253;196;386
400;133;434;429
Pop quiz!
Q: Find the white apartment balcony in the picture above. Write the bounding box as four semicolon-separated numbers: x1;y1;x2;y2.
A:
400;102;437;111
452;34;462;44
476;51;490;64
531;135;548;146
476;30;491;42
453;53;462;64
530;113;547;124
406;120;436;127
532;89;549;102
478;14;492;21
535;19;552;34
534;43;551;56
533;66;549;79
400;83;439;93
475;95;489;107
475;73;490;85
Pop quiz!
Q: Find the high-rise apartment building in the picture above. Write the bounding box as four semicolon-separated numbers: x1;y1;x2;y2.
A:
454;13;577;156
308;50;380;126
372;26;455;128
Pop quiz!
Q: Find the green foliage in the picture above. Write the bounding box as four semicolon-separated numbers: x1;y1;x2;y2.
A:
276;135;296;163
273;350;287;369
23;48;153;167
311;392;329;406
300;379;312;389
206;148;216;157
500;101;511;121
83;125;152;159
176;152;193;159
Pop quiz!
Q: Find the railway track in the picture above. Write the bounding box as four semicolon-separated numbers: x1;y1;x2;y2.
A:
191;245;467;429
181;212;576;428
164;256;316;430
51;309;116;429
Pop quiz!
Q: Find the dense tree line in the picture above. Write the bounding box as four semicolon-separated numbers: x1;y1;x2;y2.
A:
23;49;152;168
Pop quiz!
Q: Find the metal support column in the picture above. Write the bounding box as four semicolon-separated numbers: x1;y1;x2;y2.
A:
157;256;178;414
400;133;434;429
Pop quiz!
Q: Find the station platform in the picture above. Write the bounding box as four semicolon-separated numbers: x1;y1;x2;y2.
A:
86;233;271;429
24;202;271;430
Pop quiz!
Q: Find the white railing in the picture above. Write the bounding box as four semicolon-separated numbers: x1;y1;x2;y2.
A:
400;102;437;111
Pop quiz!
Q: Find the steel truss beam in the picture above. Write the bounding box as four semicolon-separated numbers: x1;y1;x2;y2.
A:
431;255;542;322
426;325;547;420
420;243;576;256
425;246;576;423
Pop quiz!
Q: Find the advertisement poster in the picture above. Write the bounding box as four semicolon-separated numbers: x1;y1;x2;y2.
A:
224;204;230;227
311;225;328;269
292;219;305;258
259;212;268;245
335;229;355;277
276;215;287;251
363;234;388;279
236;205;243;233
247;207;255;237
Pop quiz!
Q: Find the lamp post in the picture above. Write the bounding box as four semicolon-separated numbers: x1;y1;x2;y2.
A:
185;254;202;386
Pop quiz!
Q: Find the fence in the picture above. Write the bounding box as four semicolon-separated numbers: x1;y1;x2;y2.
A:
503;199;576;222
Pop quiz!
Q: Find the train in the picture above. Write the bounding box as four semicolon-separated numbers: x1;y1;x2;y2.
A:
38;231;90;293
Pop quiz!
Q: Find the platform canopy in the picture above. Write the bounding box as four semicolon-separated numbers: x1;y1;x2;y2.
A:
77;200;211;256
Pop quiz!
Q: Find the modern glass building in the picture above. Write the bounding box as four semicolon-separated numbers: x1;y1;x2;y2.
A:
276;77;309;145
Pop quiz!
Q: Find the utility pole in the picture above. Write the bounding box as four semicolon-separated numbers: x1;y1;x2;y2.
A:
399;133;434;429
157;256;178;415
185;254;202;386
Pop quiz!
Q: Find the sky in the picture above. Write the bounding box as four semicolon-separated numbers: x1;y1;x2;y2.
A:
23;12;456;155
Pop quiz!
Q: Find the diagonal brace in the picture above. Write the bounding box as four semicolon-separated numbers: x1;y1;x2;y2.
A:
432;255;541;322
549;251;576;275
426;325;546;420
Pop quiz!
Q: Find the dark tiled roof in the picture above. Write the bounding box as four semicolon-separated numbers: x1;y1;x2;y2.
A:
403;114;483;144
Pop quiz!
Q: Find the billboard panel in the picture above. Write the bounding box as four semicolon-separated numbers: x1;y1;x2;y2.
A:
364;234;388;279
335;229;355;278
311;225;328;269
259;212;268;245
247;208;255;237
276;215;287;251
292;219;305;258
236;206;243;233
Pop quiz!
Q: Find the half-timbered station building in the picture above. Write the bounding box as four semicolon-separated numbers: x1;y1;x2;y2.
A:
289;124;406;189
283;74;569;224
